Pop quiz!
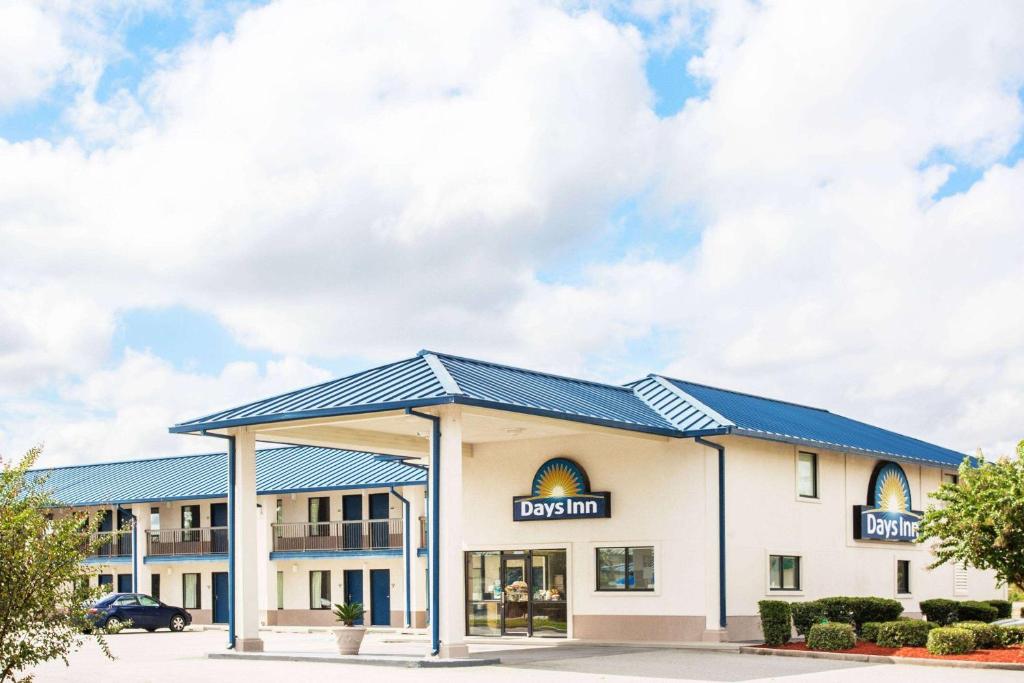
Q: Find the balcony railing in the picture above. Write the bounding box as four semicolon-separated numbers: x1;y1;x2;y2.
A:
272;519;403;553
87;530;132;558
146;526;228;556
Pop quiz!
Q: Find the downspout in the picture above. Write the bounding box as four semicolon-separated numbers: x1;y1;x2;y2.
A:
388;487;413;629
695;436;727;630
405;408;440;656
203;430;237;650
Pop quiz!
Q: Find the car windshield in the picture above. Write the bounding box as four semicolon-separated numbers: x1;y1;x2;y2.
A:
95;594;119;606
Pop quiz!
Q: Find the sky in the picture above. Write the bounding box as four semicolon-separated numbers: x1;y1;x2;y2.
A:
1;0;1022;468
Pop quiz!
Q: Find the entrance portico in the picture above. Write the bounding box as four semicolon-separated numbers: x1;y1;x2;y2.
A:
170;351;683;657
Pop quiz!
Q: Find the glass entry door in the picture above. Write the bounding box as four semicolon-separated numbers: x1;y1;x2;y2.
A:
500;554;529;636
466;550;567;638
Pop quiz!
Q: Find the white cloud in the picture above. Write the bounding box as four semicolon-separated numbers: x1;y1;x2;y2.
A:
1;0;1023;466
0;1;69;110
0;349;332;467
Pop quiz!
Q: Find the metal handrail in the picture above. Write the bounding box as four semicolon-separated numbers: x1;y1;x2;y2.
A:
87;530;132;557
272;518;403;552
146;526;229;556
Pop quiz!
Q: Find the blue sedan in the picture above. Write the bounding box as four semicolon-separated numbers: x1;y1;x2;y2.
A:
87;593;192;632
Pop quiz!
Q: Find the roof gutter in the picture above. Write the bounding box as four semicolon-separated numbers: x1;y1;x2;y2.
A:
404;409;440;656
694;436;727;631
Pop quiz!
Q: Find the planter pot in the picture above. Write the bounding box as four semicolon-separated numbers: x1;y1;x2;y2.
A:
332;625;366;655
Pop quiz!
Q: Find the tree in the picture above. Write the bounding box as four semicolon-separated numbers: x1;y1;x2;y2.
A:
0;447;112;683
918;440;1024;588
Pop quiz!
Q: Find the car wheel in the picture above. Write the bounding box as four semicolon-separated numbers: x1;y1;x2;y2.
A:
169;615;186;632
105;617;122;631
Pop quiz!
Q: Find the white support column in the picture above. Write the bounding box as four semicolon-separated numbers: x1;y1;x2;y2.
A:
437;405;467;658
234;427;263;651
132;502;150;595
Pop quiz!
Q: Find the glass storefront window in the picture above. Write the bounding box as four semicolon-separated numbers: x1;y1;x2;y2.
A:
466;549;568;637
596;547;626;590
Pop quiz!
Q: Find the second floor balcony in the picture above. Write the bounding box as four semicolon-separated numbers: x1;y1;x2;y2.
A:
87;530;132;558
272;519;403;553
147;526;228;557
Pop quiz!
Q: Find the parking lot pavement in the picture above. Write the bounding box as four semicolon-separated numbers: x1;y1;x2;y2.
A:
26;630;1024;683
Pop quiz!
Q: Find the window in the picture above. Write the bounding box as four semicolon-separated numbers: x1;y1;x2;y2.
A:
113;595;138;606
797;452;818;498
98;574;113;590
276;499;283;524
942;472;959;485
897;560;910;594
309;570;331;609
181;505;199;528
138;595;159;607
596;547;655;591
150;506;160;544
181;504;200;542
151;574;161;601
769;555;801;590
183;573;201;609
309;497;330;537
276;571;284;610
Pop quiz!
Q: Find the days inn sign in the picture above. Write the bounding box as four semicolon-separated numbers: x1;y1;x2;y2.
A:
513;457;611;522
852;461;922;543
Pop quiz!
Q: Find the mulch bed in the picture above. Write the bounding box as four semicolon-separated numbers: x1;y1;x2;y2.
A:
759;641;1024;663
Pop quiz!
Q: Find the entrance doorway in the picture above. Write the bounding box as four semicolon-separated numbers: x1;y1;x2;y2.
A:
212;572;229;624
343;570;364;625
466;549;567;637
370;569;390;626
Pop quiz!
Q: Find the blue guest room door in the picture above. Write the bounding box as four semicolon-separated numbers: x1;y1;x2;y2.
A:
370;569;390;626
343;570;364;625
212;572;229;624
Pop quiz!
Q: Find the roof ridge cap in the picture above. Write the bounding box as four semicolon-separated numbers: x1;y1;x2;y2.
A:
648;374;736;428
420;349;637;393
420;353;463;395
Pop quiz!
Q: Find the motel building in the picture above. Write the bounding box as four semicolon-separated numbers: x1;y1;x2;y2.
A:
38;350;1002;657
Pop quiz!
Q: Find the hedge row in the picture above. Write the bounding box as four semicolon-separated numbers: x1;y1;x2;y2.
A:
875;619;933;647
919;598;1007;624
790;597;903;635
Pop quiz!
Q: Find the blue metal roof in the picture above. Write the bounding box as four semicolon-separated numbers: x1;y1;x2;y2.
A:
652;376;967;467
171;351;679;437
169;350;967;468
31;445;427;507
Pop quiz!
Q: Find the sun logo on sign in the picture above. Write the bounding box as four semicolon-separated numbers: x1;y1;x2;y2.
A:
870;462;914;515
531;458;587;498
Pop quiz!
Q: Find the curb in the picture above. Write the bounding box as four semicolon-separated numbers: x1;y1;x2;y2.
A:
209;651;499;668
740;646;1024;671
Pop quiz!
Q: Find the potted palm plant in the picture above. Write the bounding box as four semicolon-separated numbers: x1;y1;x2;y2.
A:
331;602;366;655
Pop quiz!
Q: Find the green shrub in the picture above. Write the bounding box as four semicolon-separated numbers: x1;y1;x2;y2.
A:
850;597;903;627
985;600;1012;619
807;622;856;651
860;621;882;642
994;625;1024;647
817;597;856;626
758;600;792;646
958;600;998;623
791;601;827;637
953;621;998;648
927;627;976;655
876;619;931;647
919;598;959;625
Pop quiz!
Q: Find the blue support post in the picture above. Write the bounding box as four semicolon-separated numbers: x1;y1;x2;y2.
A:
695;436;727;629
406;408;440;656
202;430;236;649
